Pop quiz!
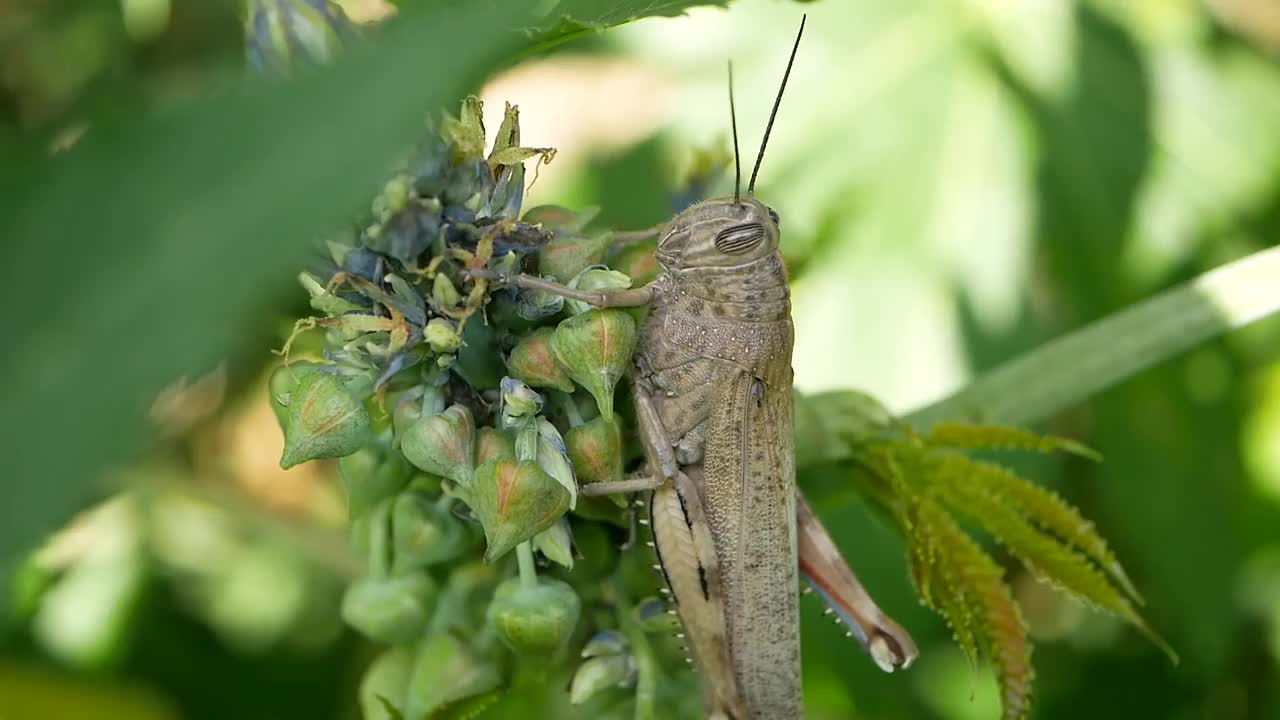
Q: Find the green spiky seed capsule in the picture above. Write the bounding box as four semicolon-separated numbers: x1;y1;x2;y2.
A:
538;232;612;283
487;577;581;656
340;573;438;644
268;361;323;429
566;414;623;487
522;204;600;233
551;309;637;419
391;492;471;572
612;240;661;285
564;267;631;316
339;447;410;519
400;405;475;486
471;459;570;562
359;647;413;720
476;427;516;465
278;369;372;468
403;632;502;720
507;327;575;393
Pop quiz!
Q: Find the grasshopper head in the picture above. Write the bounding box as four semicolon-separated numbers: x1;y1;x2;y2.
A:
656;196;781;270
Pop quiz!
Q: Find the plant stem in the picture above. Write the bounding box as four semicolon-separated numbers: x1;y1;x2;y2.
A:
558;392;585;428
516;541;537;590
904;246;1280;429
368;499;392;578
611;582;657;720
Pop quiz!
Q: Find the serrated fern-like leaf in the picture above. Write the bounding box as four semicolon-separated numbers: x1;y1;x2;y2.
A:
932;455;1176;662
938;452;1142;604
926;423;1101;462
906;502;981;669
911;502;1033;720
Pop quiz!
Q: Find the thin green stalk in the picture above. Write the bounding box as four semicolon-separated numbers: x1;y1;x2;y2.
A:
368;499;392;578
611;583;658;720
905;246;1280;429
516;541;537;590
559;392;586;428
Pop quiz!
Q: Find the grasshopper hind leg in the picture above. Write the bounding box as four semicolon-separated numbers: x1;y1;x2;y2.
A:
650;468;750;720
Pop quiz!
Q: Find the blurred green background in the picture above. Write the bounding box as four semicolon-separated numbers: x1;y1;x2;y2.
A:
3;0;1280;718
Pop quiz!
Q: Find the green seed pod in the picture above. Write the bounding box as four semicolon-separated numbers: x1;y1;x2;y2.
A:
522;205;600;233
391;493;470;572
340;573;438;644
551;309;638;420
404;632;502;720
533;517;574;569
475;427;516;466
432;273;462;310
424;317;462;354
339;447;410;519
268;361;323;428
506;327;575;393
566;414;623;488
359;647;413;720
279;369;372;469
514;285;566;321
538;232;612;283
471;459;570;562
564;267;632;316
487;577;581;656
570;654;634;705
390;384;442;448
400;405;475;486
611;239;661;285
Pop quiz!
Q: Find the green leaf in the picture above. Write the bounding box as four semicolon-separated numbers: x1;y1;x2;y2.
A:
531;0;730;33
918;504;1033;720
924;423;1101;462
932;455;1175;662
937;453;1142;603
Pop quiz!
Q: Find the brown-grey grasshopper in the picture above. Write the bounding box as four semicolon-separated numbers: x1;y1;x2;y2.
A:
482;16;917;719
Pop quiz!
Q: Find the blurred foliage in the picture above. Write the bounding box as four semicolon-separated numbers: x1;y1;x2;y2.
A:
4;0;1280;720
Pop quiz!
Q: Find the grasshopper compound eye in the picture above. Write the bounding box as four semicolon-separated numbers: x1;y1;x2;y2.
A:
766;207;780;226
715;223;766;255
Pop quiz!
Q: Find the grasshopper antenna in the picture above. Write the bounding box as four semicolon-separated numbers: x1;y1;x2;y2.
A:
729;61;742;203
747;14;806;194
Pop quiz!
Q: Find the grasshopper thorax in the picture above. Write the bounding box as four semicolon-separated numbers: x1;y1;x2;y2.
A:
656;196;781;271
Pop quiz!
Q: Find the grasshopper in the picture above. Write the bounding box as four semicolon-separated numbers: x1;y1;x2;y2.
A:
484;16;917;718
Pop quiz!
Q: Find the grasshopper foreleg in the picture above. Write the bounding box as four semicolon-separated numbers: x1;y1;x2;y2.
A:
470;269;656;308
